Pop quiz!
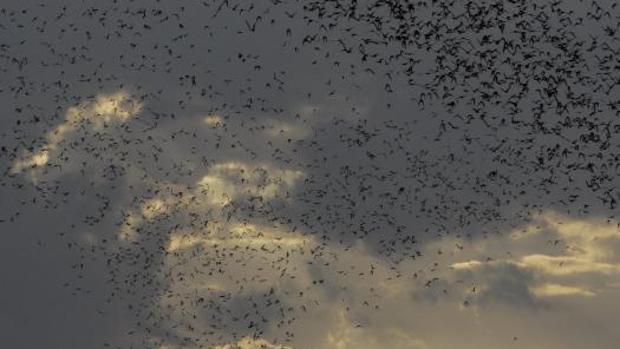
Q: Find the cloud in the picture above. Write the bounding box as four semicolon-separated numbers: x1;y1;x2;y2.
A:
12;93;618;347
514;212;620;280
116;160;305;243
519;254;620;276
531;284;595;297
263;119;311;140
204;115;224;126
471;262;539;307
197;161;304;206
325;308;429;349
213;337;293;349
166;223;311;252
436;211;620;308
146;337;292;349
10;90;142;178
105;158;312;348
143;219;567;349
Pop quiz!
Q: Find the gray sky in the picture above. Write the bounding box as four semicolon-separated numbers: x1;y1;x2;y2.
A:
1;0;620;348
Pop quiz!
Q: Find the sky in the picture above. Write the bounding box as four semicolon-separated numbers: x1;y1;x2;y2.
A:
1;0;620;348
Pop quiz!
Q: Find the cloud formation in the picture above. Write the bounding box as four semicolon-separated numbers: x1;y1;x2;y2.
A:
10;90;142;178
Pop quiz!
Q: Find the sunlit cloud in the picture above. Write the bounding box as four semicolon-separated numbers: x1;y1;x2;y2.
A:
116;160;304;242
515;212;620;277
148;337;291;349
440;211;620;306
10;150;50;174
518;254;620;276
118;212;142;242
197;161;304;206
10;90;142;177
115;203;620;349
213;337;293;349
450;260;483;270
140;198;169;220
204;114;224;126
531;283;596;297
167;223;311;252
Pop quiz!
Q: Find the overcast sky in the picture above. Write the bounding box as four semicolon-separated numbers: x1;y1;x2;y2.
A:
1;1;620;348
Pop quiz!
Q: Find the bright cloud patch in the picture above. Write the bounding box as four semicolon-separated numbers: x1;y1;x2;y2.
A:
440;211;620;307
197;161;304;205
11;90;142;176
167;223;311;252
531;283;596;297
204;115;224;126
213;337;293;349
